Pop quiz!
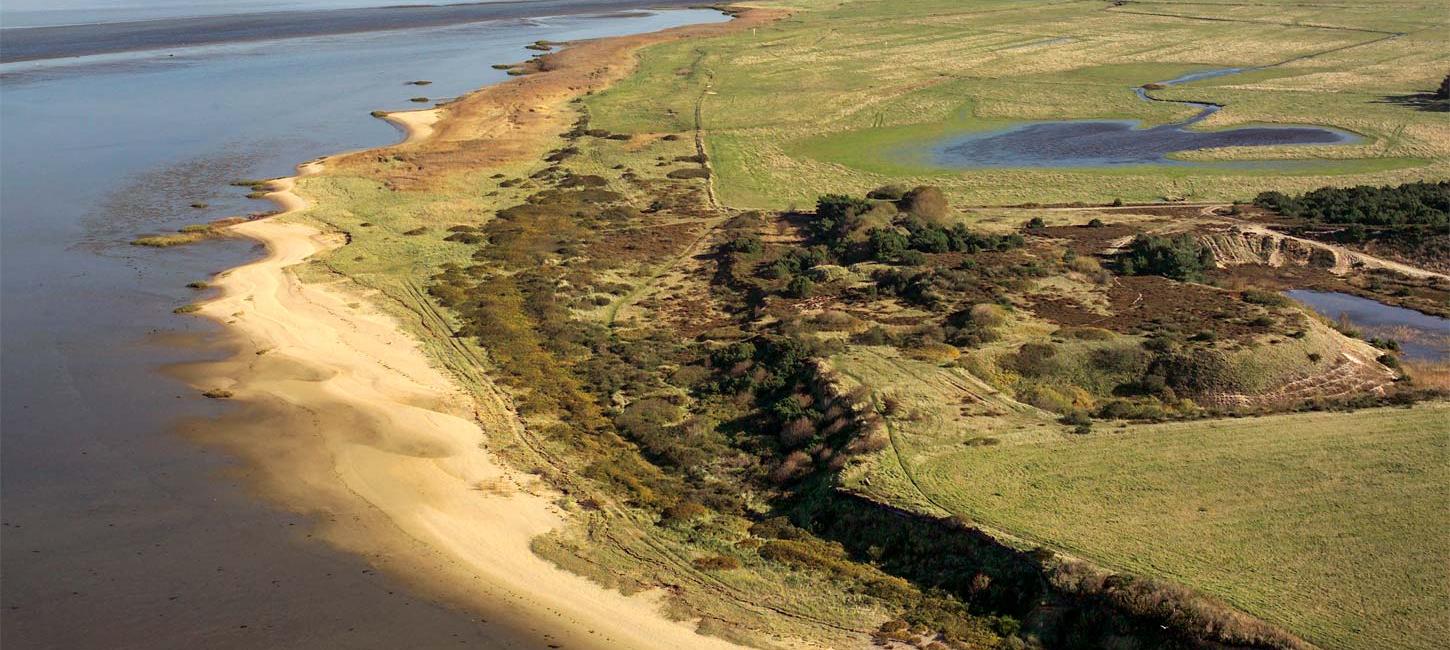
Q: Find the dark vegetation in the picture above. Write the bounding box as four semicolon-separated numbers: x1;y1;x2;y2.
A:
1256;181;1450;268
1116;234;1215;281
1255;181;1449;227
416;111;1318;648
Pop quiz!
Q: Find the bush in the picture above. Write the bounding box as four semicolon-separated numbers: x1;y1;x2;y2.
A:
867;227;909;261
692;555;742;570
1242;289;1289;307
898;186;949;222
968;303;1007;328
666;168;711;180
786;275;815;298
866;184;909;200
1118;234;1215;281
1010;342;1059;377
1068;255;1109;283
660;500;709;524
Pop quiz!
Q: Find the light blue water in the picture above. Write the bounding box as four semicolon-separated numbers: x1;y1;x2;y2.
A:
1286;290;1450;362
929;67;1358;169
0;8;728;649
1;0;475;28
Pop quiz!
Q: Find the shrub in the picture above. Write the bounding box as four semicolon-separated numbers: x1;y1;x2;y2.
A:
1117;234;1215;281
968;303;1007;328
813;194;874;239
667;168;710;180
692;555;742;571
660;500;709;524
866;184;909;200
867;227;909;261
1060;326;1114;341
723;236;762;255
1242;289;1289;307
899;186;949;222
1087;218;1106;227
1068;255;1109;282
1010;342;1059;377
786;275;815;298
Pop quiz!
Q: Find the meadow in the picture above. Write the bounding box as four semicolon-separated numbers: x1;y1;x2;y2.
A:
261;1;1450;647
586;0;1450;208
834;347;1450;650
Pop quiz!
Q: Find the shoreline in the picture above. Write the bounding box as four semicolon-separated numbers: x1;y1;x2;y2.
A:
0;0;710;63
176;7;778;650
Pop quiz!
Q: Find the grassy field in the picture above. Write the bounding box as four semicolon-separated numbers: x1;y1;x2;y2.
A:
834;347;1450;650
586;0;1450;208
269;2;1450;647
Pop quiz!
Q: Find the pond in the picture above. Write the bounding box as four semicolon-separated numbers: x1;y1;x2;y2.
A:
1286;290;1450;362
931;68;1358;169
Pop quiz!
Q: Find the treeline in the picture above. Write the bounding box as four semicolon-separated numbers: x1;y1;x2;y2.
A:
1254;180;1450;227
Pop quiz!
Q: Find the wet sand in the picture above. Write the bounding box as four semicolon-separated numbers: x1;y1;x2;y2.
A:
169;8;783;650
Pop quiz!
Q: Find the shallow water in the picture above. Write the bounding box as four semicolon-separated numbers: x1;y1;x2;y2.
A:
930;67;1357;169
0;6;727;649
0;0;703;62
1286;290;1450;362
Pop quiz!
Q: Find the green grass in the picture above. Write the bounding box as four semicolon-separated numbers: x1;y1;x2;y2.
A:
585;0;1450;208
834;347;1450;650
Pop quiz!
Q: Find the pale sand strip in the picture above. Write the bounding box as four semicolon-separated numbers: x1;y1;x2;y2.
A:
185;157;747;649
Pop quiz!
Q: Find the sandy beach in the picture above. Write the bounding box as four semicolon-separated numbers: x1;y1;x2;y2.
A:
174;8;781;650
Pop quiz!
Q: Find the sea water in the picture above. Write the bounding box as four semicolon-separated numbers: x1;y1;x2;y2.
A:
0;6;728;648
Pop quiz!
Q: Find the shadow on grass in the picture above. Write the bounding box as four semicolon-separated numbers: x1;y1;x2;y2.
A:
1376;91;1449;113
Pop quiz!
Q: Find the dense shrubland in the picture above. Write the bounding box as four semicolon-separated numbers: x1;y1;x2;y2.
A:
1254;180;1450;227
417;112;1336;646
1256;181;1450;267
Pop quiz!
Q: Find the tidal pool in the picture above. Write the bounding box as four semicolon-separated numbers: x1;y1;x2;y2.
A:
931;68;1358;169
1286;290;1450;362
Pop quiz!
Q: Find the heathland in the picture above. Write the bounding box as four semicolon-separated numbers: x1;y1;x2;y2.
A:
181;1;1450;650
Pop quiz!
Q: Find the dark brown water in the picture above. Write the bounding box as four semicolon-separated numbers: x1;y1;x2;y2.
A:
0;6;728;649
